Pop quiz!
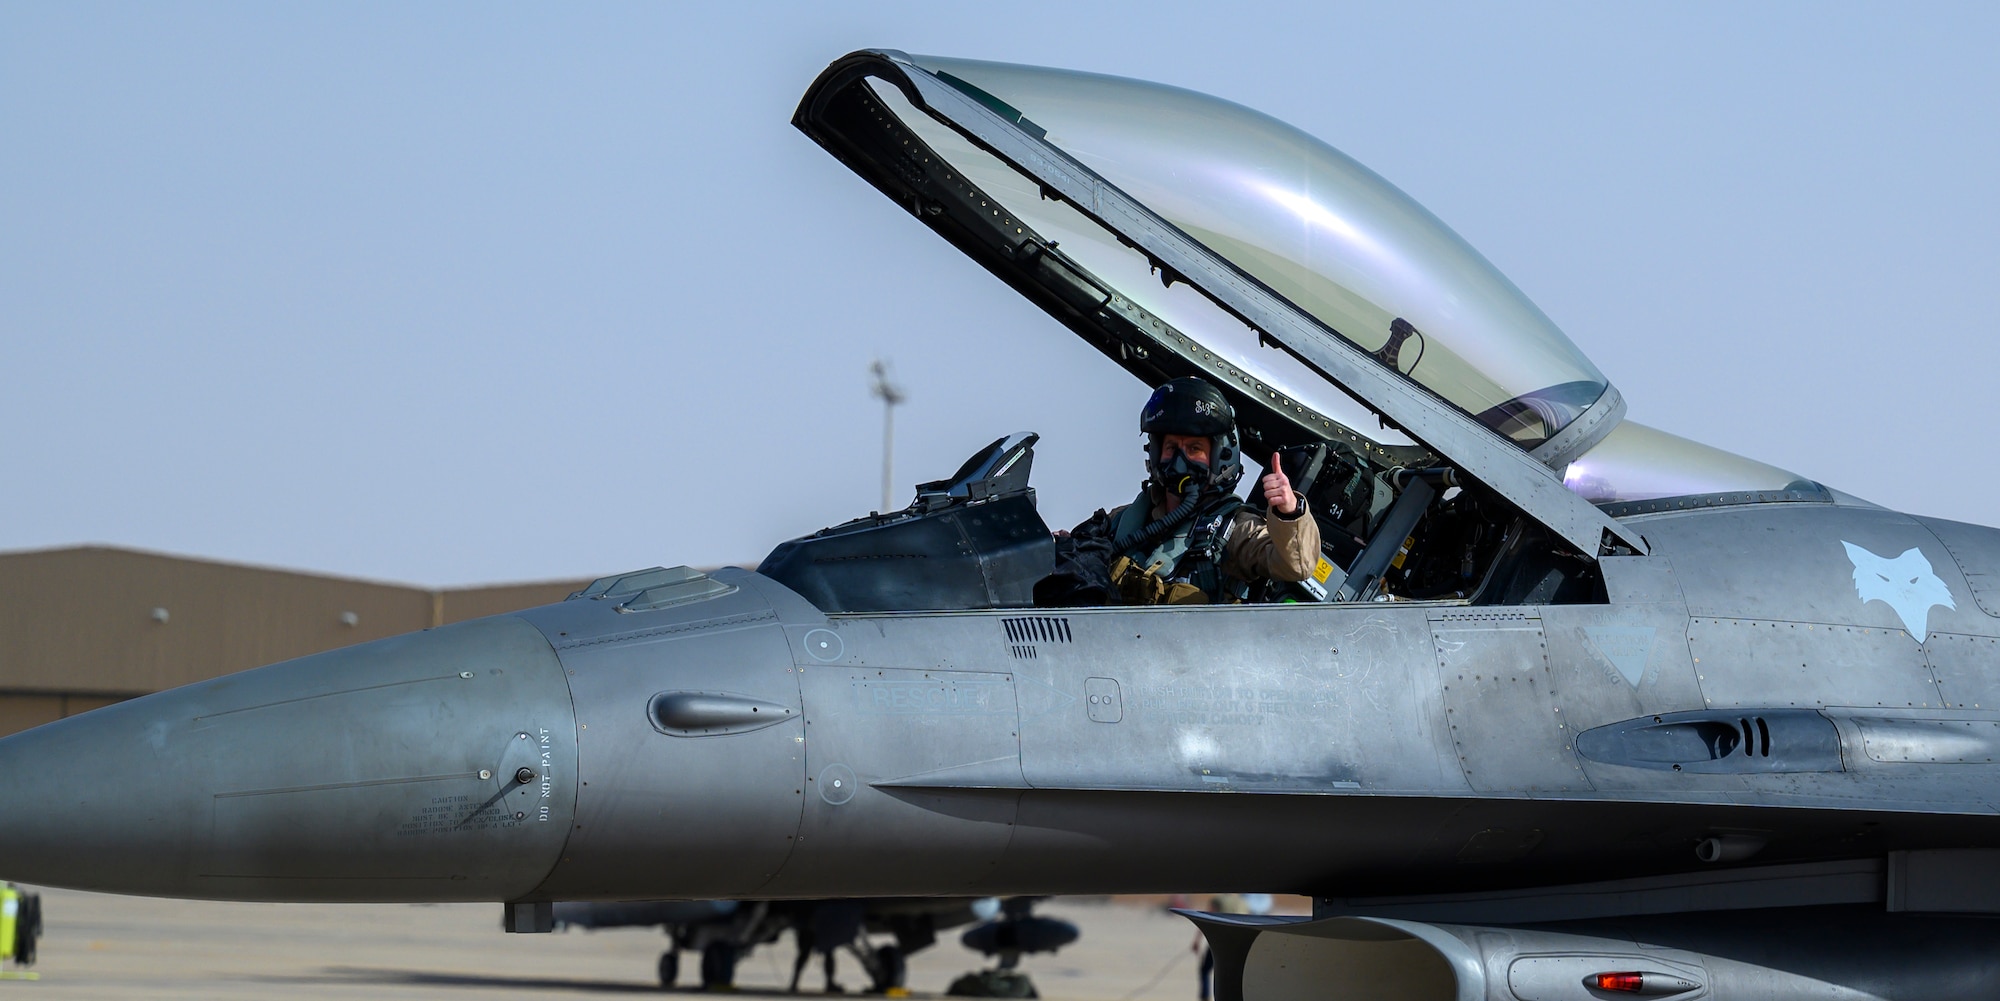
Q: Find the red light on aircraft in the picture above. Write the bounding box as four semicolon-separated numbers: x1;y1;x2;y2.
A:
1591;972;1647;993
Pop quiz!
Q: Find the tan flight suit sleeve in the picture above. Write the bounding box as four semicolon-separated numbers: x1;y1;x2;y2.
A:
1221;500;1322;584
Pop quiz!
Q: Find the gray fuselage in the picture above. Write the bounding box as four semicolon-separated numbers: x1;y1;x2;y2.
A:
6;497;1995;904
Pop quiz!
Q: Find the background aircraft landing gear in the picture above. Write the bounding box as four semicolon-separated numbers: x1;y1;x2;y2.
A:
701;940;740;989
861;942;905;995
658;947;680;989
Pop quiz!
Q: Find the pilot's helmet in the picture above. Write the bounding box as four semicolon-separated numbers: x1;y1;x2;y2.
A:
1140;376;1243;493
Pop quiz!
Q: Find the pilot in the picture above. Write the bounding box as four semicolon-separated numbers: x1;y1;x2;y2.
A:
1037;377;1320;606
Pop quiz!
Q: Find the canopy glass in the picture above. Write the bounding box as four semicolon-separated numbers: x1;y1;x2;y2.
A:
863;76;1411;450
907;55;1609;450
1562;421;1816;505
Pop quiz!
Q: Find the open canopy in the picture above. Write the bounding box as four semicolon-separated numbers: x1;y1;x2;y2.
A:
795;50;1644;557
906;56;1612;453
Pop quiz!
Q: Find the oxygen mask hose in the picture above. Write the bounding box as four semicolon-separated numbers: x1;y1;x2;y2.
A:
1119;476;1203;554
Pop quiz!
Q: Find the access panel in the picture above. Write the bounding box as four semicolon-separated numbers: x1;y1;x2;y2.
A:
1431;610;1591;793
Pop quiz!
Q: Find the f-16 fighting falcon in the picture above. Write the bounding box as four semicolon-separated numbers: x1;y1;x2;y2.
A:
6;50;2000;1001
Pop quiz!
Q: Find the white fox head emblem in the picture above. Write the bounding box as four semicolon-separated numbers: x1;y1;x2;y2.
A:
1842;541;1955;643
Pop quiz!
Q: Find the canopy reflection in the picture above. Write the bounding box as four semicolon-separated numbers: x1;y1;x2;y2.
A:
1563;422;1822;507
910;55;1610;449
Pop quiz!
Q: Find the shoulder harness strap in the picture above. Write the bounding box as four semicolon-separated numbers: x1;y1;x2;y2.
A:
1171;497;1247;599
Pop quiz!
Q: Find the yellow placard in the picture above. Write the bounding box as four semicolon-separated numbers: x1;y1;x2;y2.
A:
1312;557;1335;584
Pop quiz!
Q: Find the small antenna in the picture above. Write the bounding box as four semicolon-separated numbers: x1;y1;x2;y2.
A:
870;358;906;512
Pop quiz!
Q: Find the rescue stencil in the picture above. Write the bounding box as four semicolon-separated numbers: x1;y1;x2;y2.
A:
1843;541;1955;643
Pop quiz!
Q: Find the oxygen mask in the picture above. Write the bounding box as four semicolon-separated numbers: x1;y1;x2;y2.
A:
1121;444;1210;554
1152;450;1209;498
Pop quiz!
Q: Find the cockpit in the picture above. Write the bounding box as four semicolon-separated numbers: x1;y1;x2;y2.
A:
764;51;1838;614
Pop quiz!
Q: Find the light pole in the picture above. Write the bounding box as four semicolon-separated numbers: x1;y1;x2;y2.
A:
870;359;906;513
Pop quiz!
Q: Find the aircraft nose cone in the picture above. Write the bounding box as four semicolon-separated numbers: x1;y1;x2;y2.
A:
0;615;578;901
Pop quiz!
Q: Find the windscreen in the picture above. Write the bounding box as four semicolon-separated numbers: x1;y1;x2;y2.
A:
906;56;1610;450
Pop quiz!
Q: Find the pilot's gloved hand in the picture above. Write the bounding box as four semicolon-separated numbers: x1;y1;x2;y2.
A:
1110;556;1167;605
1110;557;1209;605
1261;451;1300;517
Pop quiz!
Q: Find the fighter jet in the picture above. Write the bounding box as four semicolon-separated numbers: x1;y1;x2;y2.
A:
5;49;1999;1001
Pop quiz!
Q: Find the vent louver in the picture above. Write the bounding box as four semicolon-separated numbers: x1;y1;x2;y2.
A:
1001;616;1071;659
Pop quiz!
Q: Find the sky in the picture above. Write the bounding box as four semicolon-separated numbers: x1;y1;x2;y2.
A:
3;3;1997;586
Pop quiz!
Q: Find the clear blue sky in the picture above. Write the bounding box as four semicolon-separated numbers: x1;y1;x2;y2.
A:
4;3;1996;585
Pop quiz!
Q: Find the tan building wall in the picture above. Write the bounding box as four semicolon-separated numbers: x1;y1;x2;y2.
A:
0;546;593;737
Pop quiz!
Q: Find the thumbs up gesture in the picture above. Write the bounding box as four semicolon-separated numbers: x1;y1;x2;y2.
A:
1261;452;1299;516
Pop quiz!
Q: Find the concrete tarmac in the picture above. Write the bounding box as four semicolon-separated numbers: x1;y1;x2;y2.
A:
3;889;1223;1000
